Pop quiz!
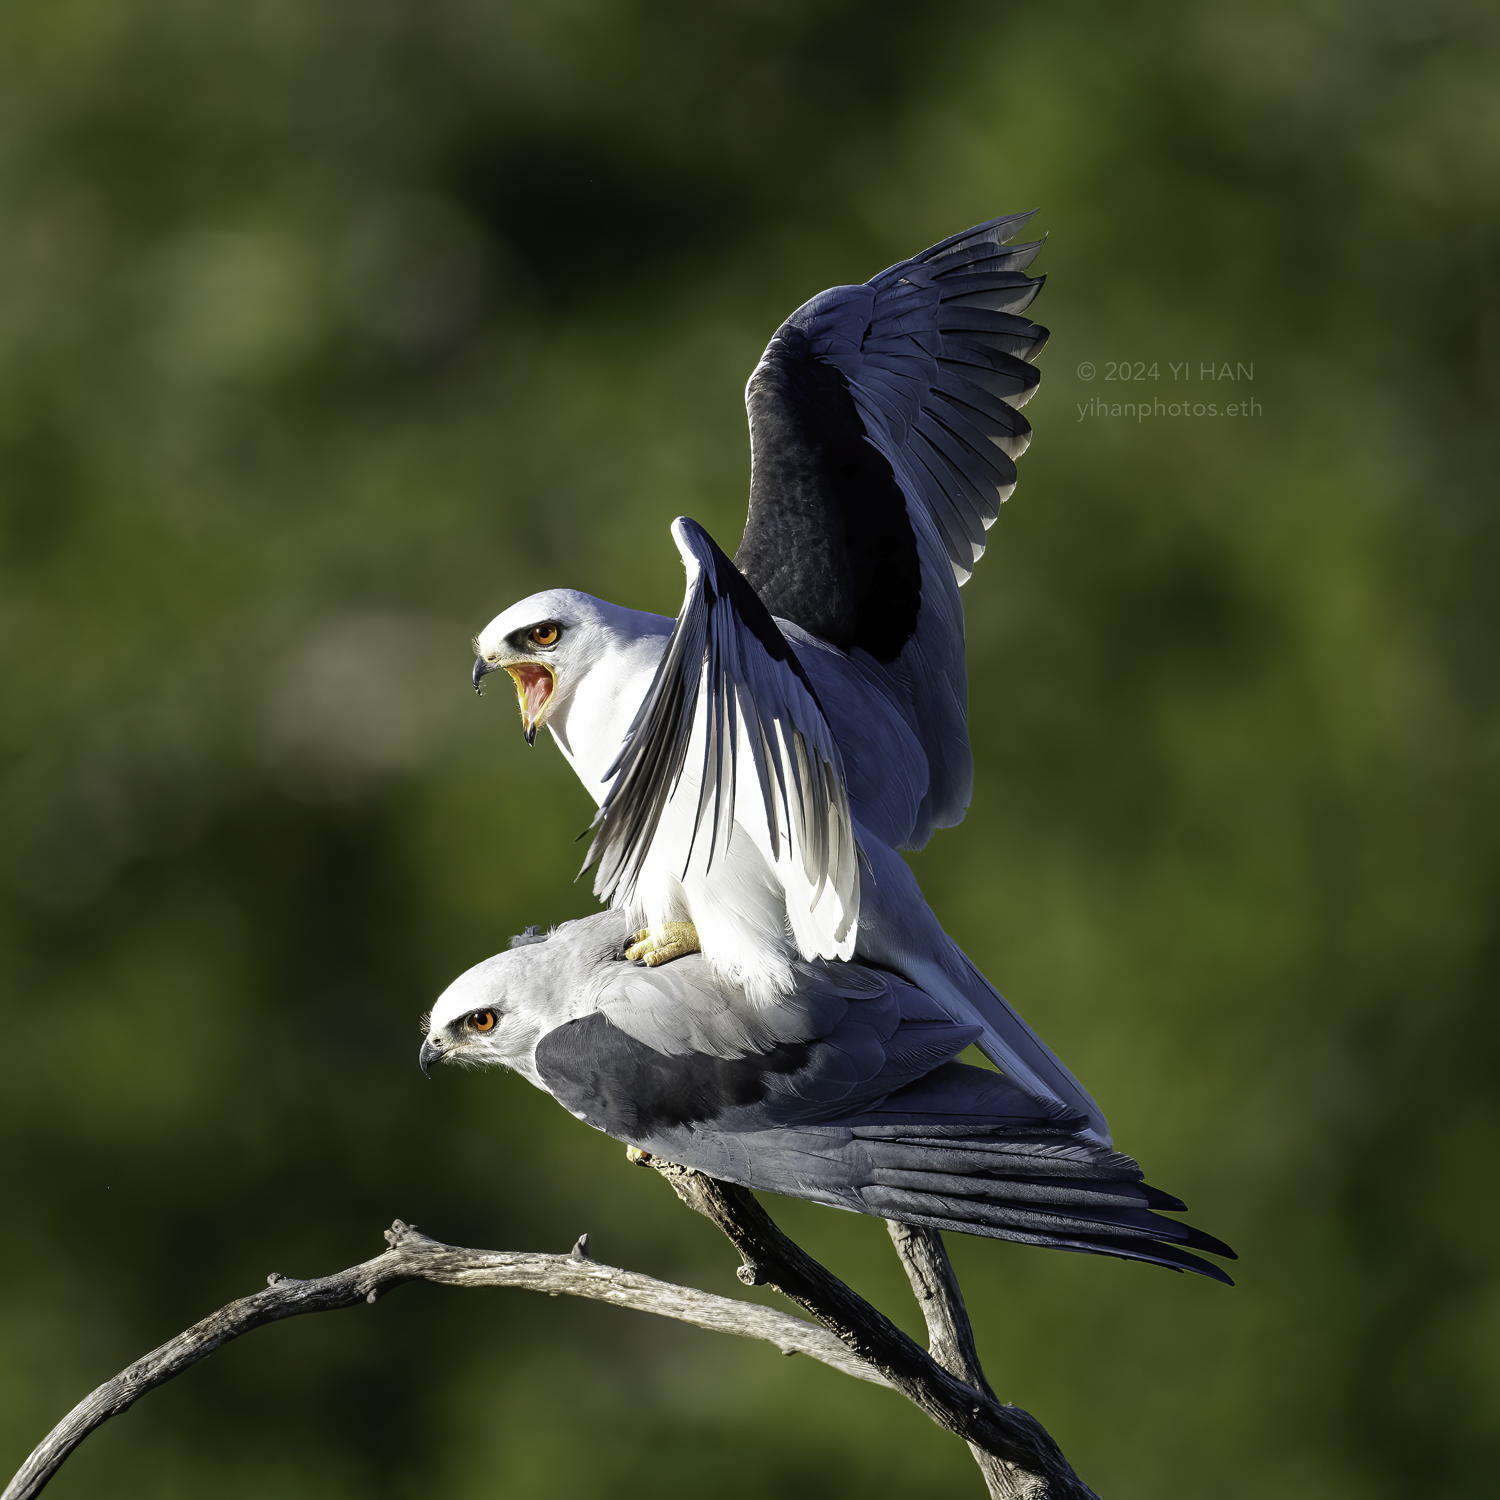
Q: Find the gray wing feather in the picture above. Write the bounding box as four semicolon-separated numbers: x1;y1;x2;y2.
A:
780;624;930;852
591;950;885;1060
737;213;1049;844
583;517;859;941
513;917;1231;1280
546;959;984;1130
531;956;1233;1281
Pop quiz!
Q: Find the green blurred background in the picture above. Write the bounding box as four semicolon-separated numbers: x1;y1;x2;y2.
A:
2;1;1497;1495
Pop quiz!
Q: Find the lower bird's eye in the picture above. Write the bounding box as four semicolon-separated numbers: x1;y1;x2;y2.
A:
469;1009;496;1032
528;624;560;648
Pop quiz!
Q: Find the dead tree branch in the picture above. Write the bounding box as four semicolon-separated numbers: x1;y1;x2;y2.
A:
4;1165;1096;1500
1;1219;879;1500
888;1221;1044;1500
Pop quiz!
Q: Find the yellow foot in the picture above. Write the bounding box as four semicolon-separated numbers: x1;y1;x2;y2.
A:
624;921;702;967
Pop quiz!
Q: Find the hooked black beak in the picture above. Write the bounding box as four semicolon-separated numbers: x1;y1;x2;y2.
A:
473;656;492;694
524;723;536;747
419;1038;443;1077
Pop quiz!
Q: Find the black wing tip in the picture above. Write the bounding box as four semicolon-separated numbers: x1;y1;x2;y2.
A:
864;212;1047;291
1191;1231;1239;1263
933;208;1039;245
1167;1252;1236;1286
909;210;1042;265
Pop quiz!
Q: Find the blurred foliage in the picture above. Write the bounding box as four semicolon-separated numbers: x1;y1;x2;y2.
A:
1;0;1498;1496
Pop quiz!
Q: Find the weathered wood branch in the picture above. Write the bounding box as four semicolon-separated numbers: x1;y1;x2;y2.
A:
4;1164;1096;1500
0;1218;882;1500
888;1221;1044;1500
651;1160;1097;1500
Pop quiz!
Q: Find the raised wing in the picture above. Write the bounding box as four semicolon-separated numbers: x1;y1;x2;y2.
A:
582;517;859;958
735;213;1048;846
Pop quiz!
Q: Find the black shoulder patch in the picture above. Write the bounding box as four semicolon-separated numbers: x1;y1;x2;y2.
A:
535;1012;810;1136
737;332;921;663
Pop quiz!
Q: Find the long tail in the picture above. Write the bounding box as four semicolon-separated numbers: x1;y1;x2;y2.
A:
846;1122;1234;1282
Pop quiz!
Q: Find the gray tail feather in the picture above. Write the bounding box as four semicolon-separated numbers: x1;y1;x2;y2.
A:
850;1127;1236;1284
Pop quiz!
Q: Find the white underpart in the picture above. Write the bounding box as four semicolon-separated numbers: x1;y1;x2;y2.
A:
522;598;852;1005
628;697;856;1003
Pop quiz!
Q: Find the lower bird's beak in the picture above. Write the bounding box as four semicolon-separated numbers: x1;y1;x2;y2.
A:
504;663;555;747
419;1038;443;1077
473;656;492;694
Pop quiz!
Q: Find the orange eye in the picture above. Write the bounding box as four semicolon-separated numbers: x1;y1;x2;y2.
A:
469;1009;497;1032
528;624;560;648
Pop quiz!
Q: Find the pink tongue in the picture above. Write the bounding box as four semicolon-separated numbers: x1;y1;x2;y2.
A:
513;663;553;723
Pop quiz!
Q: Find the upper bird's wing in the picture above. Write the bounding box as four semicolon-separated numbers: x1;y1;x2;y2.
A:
735;214;1048;846
781;623;932;854
582;517;859;959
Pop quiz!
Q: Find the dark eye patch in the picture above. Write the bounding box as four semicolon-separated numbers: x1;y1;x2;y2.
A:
506;622;562;651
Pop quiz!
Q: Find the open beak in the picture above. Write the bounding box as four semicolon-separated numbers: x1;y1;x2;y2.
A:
419;1038;443;1077
504;663;555;747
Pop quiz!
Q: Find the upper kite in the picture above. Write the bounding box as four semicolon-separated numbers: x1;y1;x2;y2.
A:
472;214;1050;1033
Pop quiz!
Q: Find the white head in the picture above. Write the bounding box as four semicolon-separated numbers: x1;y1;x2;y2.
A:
471;588;670;749
418;914;628;1084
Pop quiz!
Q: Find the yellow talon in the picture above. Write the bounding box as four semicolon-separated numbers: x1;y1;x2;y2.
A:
623;921;702;967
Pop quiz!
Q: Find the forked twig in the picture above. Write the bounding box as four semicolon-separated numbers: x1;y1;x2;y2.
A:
650;1161;1095;1499
888;1221;1047;1500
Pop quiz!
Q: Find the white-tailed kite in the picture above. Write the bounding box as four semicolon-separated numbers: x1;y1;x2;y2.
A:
420;914;1235;1282
472;215;1099;1133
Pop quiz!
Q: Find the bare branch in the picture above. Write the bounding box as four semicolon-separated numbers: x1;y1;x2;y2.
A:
888;1221;1043;1500
1;1219;884;1500
886;1221;995;1397
651;1161;1098;1500
5;1168;1099;1500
